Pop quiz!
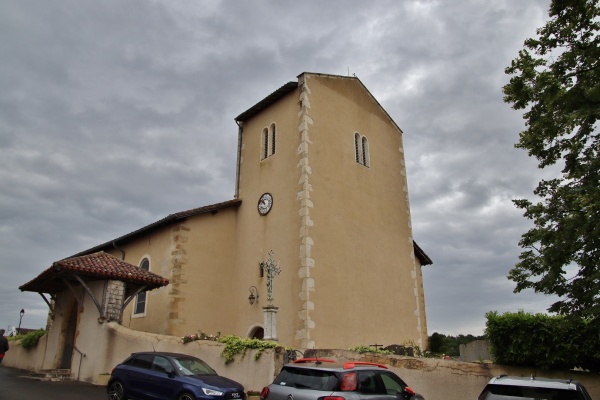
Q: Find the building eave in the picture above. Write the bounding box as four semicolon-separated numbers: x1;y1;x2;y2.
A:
413;240;433;266
70;199;242;258
235;81;298;122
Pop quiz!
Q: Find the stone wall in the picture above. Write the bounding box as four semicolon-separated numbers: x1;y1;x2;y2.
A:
459;339;492;362
5;333;600;400
104;280;125;322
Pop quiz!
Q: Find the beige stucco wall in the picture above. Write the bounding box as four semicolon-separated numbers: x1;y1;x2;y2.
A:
104;207;240;338
104;222;177;334
297;74;425;349
233;85;302;346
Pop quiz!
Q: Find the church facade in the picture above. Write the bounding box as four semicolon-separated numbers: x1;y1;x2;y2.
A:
22;72;431;354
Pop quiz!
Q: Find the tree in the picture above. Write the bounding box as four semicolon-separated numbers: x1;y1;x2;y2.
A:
503;0;600;320
427;332;485;356
429;332;444;353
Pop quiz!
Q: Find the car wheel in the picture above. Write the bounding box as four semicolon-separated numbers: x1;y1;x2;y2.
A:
177;392;196;400
107;380;127;400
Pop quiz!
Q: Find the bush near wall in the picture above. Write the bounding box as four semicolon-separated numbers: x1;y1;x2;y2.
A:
485;311;600;371
19;329;46;349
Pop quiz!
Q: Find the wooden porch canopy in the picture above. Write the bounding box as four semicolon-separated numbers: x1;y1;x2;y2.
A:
19;251;169;320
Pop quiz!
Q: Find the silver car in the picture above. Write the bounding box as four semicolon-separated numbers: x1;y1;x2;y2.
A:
260;358;423;400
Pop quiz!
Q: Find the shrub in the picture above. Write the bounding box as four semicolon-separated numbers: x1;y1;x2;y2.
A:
485;311;600;371
217;335;279;363
350;345;392;356
20;330;46;350
181;331;220;344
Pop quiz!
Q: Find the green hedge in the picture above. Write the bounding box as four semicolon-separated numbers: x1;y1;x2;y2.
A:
20;329;46;350
485;311;600;371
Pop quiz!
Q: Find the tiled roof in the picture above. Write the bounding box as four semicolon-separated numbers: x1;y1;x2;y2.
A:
20;252;169;295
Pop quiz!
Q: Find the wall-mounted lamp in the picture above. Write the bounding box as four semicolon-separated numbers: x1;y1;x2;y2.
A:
248;286;259;305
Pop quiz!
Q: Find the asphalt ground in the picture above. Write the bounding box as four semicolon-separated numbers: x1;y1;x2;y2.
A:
0;365;106;400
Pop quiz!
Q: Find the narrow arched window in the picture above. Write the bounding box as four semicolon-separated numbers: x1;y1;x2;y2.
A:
270;123;276;155
261;128;269;160
354;132;370;167
134;258;150;316
355;132;362;164
362;136;370;167
261;123;277;160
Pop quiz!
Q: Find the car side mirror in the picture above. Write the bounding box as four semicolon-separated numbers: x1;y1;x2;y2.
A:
167;370;176;378
400;386;416;399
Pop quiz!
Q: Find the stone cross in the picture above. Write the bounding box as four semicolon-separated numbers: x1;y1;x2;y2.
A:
261;250;281;306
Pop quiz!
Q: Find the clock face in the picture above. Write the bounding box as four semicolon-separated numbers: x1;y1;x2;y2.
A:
258;193;273;215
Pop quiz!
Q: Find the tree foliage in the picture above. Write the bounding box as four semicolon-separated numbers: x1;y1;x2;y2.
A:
503;0;600;320
427;332;484;356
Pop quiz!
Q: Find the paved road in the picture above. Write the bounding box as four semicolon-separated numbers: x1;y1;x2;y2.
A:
0;365;107;400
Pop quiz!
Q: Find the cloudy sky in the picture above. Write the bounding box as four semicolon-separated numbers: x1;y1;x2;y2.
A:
1;0;559;337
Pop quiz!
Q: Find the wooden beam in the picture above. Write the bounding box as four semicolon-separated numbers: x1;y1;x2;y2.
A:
37;292;54;315
72;274;105;318
61;278;84;306
122;285;148;311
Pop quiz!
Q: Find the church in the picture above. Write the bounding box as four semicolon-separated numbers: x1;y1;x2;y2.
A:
20;72;432;360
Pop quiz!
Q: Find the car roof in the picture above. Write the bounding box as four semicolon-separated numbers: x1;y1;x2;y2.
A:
129;351;199;359
487;375;583;390
284;358;389;372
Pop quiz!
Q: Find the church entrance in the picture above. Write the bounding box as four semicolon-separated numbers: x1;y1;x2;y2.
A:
59;303;77;369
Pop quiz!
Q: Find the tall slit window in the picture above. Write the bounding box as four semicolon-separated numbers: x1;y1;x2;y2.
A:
133;258;150;316
270;123;276;155
354;132;370;167
261;123;277;160
262;128;269;159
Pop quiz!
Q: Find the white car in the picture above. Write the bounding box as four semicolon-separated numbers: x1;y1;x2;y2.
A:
478;375;592;400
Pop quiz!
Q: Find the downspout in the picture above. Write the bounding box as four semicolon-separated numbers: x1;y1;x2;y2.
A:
234;120;243;199
112;241;126;260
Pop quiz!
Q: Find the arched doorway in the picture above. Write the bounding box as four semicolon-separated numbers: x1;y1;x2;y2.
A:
249;326;264;340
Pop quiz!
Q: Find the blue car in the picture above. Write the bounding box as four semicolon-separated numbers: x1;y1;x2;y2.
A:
107;351;245;400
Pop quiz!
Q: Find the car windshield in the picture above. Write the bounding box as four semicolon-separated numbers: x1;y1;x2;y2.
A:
273;367;338;391
480;385;584;400
172;356;217;376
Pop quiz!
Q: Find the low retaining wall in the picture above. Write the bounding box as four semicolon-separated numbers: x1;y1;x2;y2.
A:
5;331;599;400
4;322;282;392
304;349;600;400
3;332;49;372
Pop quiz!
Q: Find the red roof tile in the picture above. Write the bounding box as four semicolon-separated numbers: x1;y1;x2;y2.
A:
20;252;169;295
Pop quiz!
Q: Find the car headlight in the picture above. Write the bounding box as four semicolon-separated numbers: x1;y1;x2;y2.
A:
202;388;224;396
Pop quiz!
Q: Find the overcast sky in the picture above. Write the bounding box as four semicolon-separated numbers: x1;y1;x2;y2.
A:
1;0;559;338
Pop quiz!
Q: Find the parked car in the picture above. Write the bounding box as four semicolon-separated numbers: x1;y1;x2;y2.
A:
107;351;245;400
478;375;592;400
260;358;424;400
